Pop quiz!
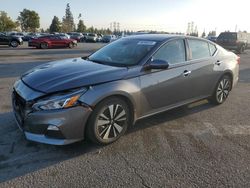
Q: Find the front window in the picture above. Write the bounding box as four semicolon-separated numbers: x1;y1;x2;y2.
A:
88;39;157;66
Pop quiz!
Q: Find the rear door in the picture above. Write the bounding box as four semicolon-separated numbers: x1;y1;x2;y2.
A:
186;39;220;97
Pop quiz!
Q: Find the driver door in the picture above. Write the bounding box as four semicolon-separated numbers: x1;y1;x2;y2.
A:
140;39;194;114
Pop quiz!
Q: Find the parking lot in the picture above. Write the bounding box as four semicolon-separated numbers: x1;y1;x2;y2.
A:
0;43;250;187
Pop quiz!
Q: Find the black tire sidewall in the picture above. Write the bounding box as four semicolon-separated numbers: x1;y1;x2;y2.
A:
10;40;18;48
86;97;130;145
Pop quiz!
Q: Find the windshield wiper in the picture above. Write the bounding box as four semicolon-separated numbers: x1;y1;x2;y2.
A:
87;58;106;65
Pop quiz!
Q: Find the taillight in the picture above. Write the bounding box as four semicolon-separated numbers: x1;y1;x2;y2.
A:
237;56;240;64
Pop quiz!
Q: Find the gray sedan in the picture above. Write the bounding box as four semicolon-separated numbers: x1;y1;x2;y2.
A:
12;34;239;145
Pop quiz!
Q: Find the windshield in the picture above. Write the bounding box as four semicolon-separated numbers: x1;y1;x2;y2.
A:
103;35;111;39
88;39;157;66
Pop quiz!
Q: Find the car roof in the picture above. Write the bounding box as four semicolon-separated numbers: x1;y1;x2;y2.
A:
125;34;212;43
125;34;187;41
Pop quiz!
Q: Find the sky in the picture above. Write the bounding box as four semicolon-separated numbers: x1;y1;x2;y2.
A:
0;0;249;35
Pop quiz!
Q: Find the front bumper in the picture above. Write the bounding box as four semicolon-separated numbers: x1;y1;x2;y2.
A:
14;106;92;145
12;89;92;145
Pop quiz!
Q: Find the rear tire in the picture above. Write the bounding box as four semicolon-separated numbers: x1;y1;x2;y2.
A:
209;75;232;105
86;97;131;145
40;42;48;49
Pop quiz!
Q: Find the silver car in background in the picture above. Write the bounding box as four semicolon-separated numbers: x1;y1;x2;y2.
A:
12;34;239;145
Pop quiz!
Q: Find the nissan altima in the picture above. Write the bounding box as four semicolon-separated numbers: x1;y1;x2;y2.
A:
12;34;239;145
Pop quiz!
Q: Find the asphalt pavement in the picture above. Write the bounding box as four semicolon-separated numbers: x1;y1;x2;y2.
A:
0;43;250;188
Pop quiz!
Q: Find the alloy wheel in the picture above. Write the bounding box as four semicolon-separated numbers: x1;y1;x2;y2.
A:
96;104;127;140
216;78;231;103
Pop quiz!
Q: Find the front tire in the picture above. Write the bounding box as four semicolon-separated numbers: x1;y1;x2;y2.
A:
10;40;19;48
68;42;74;48
210;75;232;105
86;97;130;145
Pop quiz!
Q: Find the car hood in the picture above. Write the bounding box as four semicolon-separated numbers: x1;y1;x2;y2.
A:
21;58;128;93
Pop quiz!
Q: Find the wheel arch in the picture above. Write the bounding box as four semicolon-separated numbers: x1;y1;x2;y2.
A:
211;70;234;97
89;93;136;124
83;93;136;140
221;70;234;90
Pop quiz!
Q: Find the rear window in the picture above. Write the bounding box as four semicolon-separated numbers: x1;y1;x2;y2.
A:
188;39;210;59
218;33;237;40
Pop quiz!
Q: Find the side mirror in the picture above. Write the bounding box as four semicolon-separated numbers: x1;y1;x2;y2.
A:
145;59;169;70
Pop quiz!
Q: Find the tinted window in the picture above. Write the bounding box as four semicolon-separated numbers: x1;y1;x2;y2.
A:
209;43;217;56
188;39;210;59
218;32;237;40
153;40;186;65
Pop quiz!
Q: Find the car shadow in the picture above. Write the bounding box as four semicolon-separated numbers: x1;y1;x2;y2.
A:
0;99;215;183
129;100;214;133
239;68;250;83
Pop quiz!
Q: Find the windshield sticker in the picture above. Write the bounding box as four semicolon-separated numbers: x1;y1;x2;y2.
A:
137;41;156;45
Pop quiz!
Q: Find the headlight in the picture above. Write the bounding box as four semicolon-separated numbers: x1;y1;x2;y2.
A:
32;88;87;111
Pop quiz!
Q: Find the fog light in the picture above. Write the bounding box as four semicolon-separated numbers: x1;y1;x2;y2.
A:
47;125;59;131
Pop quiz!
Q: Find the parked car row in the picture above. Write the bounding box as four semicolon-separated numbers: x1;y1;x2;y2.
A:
2;31;249;52
0;31;118;49
67;32;117;43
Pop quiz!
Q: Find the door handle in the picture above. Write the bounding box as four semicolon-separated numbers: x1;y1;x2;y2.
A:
215;60;222;65
183;70;191;77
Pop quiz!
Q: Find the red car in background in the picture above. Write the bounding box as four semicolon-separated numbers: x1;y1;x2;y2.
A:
28;35;77;49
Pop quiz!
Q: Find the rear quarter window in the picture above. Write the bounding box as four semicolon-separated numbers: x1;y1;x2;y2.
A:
209;43;217;56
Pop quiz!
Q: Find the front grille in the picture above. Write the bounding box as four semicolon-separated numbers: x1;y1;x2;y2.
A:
12;91;27;127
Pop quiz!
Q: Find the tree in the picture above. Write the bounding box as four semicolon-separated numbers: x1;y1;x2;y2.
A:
17;9;40;32
87;26;94;33
77;19;86;32
0;11;18;32
61;3;74;32
208;31;216;37
201;31;206;38
49;16;61;33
